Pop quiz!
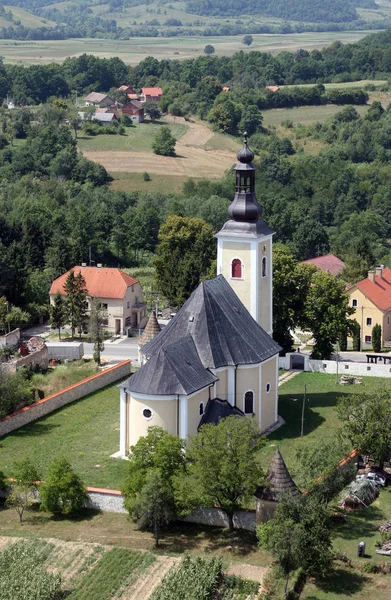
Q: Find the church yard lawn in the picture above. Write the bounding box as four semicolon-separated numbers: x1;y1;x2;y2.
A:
261;372;389;485
0;381;129;490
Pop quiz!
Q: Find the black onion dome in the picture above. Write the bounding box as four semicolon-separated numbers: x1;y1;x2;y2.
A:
236;132;254;164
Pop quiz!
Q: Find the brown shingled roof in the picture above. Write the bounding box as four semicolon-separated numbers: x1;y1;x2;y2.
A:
138;312;161;348
256;448;300;501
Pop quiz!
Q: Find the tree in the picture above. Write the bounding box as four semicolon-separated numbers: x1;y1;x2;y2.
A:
64;270;88;338
372;323;382;352
40;457;87;516
152;126;176;156
6;458;40;523
204;44;215;55
273;245;315;354
352;319;361;351
122;426;185;515
155;216;215;306
238;104;263;136
88;297;108;365
143;101;161;121
50;292;66;340
257;495;332;596
132;469;175;546
337;388;391;468
242;35;253;46
304;270;354;359
174;416;265;530
296;439;354;504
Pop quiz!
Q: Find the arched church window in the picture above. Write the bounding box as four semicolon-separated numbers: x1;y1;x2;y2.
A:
232;258;242;279
199;402;204;416
266;383;271;393
262;256;267;278
244;390;254;414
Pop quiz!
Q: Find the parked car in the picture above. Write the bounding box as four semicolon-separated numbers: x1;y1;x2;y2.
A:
366;472;386;487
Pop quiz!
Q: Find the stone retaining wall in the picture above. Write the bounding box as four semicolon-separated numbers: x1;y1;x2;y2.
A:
1;346;49;374
179;507;256;531
0;360;131;437
0;328;20;348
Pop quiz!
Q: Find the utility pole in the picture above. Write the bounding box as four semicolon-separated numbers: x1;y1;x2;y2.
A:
336;339;339;385
301;384;307;438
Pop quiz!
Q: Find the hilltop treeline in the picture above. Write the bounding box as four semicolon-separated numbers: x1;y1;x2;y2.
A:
3;27;391;103
186;0;376;22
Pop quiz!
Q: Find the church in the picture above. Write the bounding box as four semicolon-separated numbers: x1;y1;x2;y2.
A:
119;135;281;455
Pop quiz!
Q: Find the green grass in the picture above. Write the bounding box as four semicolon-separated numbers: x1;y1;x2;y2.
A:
31;360;98;398
0;31;376;66
261;372;391;482
0;381;129;489
78;121;188;153
263;104;369;128
110;171;187;194
69;547;155;599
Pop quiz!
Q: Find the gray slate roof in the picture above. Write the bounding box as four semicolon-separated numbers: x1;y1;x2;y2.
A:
127;334;217;395
198;398;244;430
256;448;300;501
142;275;281;369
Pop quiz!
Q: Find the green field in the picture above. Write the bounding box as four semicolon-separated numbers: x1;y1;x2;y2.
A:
0;381;128;489
0;5;56;28
260;372;391;483
110;171;187;193
263;104;369;128
0;30;376;65
78;121;188;153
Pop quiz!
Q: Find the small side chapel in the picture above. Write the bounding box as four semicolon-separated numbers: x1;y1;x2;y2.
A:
119;136;281;455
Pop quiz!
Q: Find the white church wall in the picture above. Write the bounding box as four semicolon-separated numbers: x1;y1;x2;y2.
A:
261;356;278;430
215;368;228;399
128;394;178;447
187;387;210;438
258;237;272;334
237;365;259;418
220;241;252;311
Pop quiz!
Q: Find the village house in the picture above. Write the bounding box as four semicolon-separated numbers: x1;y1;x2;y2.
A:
348;266;391;348
92;112;119;126
85;92;115;107
117;84;137;95
50;265;146;335
140;87;163;103
121;100;144;123
119;136;280;454
301;253;345;276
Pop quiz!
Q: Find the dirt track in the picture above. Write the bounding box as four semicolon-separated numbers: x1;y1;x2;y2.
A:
83;118;237;179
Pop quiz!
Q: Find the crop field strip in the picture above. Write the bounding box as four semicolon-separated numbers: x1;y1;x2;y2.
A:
0;30;375;65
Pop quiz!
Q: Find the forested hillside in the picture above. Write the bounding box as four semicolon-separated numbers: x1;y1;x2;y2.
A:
0;0;388;40
185;0;376;22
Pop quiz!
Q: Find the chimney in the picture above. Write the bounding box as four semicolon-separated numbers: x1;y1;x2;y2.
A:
97;263;102;269
368;270;375;283
81;263;87;268
376;265;384;279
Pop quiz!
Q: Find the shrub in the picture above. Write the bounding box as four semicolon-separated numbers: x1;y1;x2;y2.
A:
152;126;176;156
40;457;88;516
143;171;151;181
0;468;6;489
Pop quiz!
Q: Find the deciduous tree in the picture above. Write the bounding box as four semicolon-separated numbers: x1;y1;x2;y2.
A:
257;495;332;596
204;44;215;55
40;457;87;516
155;216;215;306
174;416;265;530
242;34;253;46
337;388;391;468
6;458;40;523
152;126;176;156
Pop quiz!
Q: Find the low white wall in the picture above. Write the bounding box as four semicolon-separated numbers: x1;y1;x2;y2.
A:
179;507;256;531
279;353;391;378
0;329;20;348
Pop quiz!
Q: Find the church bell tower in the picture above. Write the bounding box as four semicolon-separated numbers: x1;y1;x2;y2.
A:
216;134;273;334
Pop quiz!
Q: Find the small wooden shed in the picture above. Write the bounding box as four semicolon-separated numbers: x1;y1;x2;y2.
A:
255;448;300;523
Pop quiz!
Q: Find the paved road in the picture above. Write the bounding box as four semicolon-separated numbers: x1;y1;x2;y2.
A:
84;338;139;360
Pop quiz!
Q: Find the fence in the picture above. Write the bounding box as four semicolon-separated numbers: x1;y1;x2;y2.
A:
279;353;391;378
0;360;131;437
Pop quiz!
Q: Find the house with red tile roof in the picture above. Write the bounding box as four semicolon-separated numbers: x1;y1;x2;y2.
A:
140;87;163;103
347;266;391;348
117;85;136;95
301;253;345;276
121;100;144;123
50;265;146;335
266;85;280;92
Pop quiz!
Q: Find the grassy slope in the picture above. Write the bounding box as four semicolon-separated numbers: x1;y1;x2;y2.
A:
260;372;390;481
0;381;128;489
78;121;188;153
2;6;56;28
